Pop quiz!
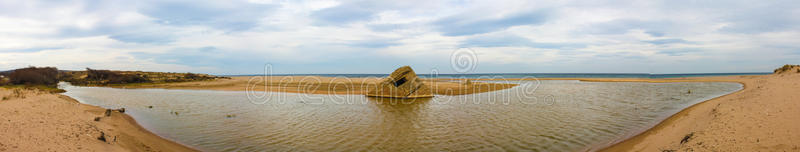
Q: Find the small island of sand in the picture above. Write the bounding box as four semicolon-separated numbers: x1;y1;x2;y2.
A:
114;75;517;96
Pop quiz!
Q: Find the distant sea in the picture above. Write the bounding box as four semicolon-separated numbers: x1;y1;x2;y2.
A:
222;72;771;79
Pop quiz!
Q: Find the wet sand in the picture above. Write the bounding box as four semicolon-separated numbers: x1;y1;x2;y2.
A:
0;88;196;152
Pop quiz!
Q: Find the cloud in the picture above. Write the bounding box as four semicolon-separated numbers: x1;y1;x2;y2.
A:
310;2;377;25
579;19;671;35
367;23;413;32
0;47;65;53
594;52;647;60
109;32;175;44
461;34;585;49
127;46;273;74
348;39;399;48
645;31;665;37
657;48;700;56
643;38;690;45
433;10;551;36
138;0;276;31
308;0;446;26
715;0;800;34
1;0;799;74
131;46;249;67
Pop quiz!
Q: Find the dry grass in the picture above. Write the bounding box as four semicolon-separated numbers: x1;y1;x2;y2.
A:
774;64;800;74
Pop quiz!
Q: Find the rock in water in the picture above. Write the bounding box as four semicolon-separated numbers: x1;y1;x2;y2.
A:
365;66;434;98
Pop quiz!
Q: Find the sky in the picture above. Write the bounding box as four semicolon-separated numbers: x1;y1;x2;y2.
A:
0;0;798;75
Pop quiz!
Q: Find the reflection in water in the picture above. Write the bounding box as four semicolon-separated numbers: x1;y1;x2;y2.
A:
60;81;741;151
366;97;431;151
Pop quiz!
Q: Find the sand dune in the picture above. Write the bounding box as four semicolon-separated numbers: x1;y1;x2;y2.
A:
0;88;196;152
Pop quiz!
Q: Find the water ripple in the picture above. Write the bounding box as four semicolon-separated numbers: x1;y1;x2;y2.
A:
60;81;741;152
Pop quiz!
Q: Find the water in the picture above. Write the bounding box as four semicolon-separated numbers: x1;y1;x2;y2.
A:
225;72;770;79
60;80;742;151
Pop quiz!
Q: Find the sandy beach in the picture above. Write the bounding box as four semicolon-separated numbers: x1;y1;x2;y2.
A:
0;88;196;152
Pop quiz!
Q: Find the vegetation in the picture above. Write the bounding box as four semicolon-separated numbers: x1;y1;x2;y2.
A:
8;66;59;87
1;85;66;93
0;66;66;94
774;64;800;74
60;68;228;86
0;66;227;93
86;68;150;84
0;75;7;86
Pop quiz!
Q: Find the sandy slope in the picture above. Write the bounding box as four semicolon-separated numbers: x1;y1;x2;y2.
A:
0;88;196;152
601;74;800;151
114;76;517;95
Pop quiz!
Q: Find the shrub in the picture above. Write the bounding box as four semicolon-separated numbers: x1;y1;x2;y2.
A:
774;64;800;74
86;68;117;80
87;68;150;84
108;74;149;84
183;73;218;81
0;77;8;86
9;66;59;86
184;73;200;80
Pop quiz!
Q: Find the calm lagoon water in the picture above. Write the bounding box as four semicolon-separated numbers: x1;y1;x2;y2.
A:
60;80;741;152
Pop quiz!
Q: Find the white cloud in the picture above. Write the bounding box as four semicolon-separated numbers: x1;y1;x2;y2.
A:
0;0;798;74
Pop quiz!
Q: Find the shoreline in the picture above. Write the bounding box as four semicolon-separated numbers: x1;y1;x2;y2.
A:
596;78;747;151
0;88;197;151
600;74;800;151
109;103;200;151
493;76;757;151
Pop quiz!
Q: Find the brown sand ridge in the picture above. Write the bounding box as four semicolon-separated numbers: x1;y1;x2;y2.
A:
0;88;196;152
601;65;800;151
